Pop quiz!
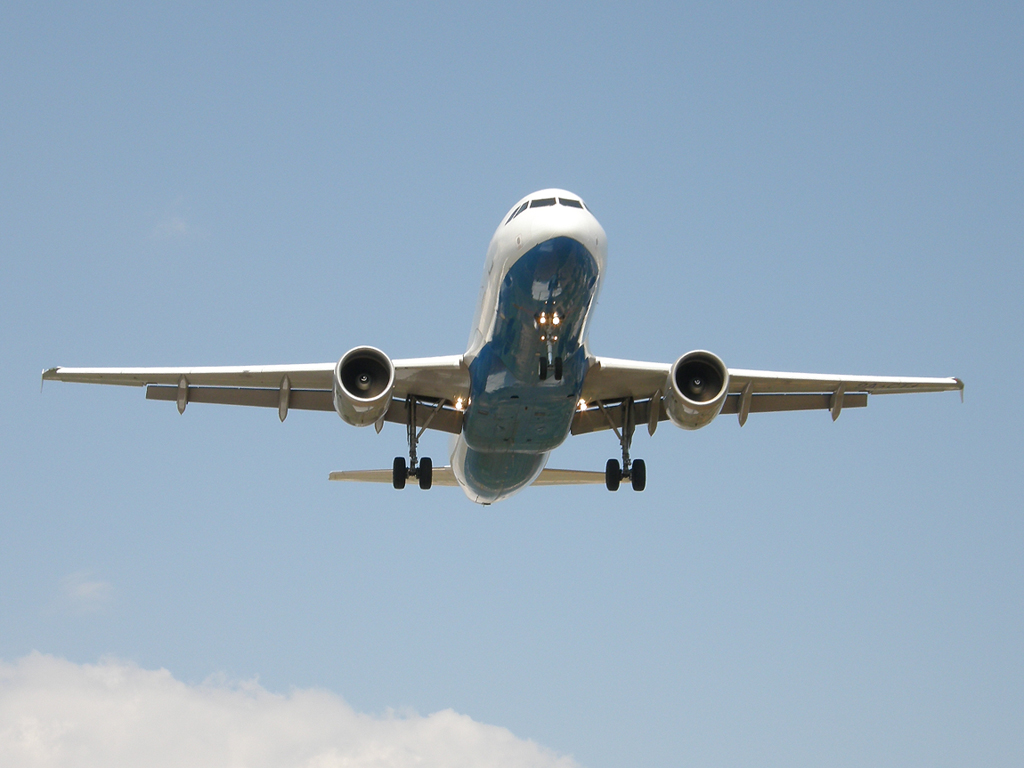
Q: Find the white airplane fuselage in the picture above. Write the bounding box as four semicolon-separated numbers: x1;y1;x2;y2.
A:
41;190;963;504
450;189;607;503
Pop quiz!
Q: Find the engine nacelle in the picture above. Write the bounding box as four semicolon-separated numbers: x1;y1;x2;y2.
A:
333;346;395;427
664;350;730;430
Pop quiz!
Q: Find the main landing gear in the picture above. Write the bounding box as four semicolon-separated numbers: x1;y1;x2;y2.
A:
599;396;646;492
392;396;439;490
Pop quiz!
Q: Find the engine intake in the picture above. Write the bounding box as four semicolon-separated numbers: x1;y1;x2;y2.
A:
664;350;730;430
333;346;395;426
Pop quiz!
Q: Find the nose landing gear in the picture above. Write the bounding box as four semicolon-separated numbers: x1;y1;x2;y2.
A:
538;355;564;382
536;309;563;382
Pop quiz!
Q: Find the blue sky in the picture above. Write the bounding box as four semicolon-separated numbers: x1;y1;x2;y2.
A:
1;3;1021;766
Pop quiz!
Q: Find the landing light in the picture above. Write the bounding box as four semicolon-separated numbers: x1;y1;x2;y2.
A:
578;398;587;411
552;315;560;326
455;396;465;411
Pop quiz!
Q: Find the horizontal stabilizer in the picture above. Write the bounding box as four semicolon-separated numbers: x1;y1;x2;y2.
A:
329;467;459;486
328;467;608;487
530;468;607;485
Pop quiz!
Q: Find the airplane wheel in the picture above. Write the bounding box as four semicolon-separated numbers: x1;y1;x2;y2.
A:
605;459;621;491
630;459;646;492
539;357;548;381
554;356;563;381
419;457;433;490
393;457;407;489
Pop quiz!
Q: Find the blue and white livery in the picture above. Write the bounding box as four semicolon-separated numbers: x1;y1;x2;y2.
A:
43;189;963;504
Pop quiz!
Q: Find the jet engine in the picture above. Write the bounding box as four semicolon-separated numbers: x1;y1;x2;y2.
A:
333;346;395;426
664;350;730;430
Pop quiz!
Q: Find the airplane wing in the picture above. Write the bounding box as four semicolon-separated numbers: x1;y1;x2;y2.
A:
574;356;963;434
42;356;470;434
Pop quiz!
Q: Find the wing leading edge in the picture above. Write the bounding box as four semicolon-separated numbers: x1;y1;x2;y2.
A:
42;356;470;433
573;356;962;434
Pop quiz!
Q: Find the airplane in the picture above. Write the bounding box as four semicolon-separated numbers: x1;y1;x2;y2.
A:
43;189;963;504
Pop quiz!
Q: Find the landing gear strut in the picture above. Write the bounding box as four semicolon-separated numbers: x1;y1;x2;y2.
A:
392;396;438;490
598;397;646;492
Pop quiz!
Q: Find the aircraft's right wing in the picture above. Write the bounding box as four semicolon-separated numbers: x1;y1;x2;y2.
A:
574;356;963;434
42;355;470;434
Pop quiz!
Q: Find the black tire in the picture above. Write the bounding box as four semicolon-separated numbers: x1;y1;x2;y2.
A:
554;356;563;381
393;456;407;489
419;457;433;490
630;458;646;492
605;459;621;491
539;356;548;380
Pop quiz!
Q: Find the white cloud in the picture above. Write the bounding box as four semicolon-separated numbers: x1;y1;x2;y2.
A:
0;653;580;768
151;198;203;239
152;213;193;238
60;571;113;614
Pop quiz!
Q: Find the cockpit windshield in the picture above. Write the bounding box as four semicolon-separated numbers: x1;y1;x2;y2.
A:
505;196;589;225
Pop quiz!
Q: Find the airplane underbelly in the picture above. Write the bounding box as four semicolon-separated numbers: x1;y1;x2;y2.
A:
462;236;599;454
449;436;548;504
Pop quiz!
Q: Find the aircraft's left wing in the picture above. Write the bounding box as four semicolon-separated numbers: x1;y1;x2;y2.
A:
574;356;963;434
42;355;470;433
